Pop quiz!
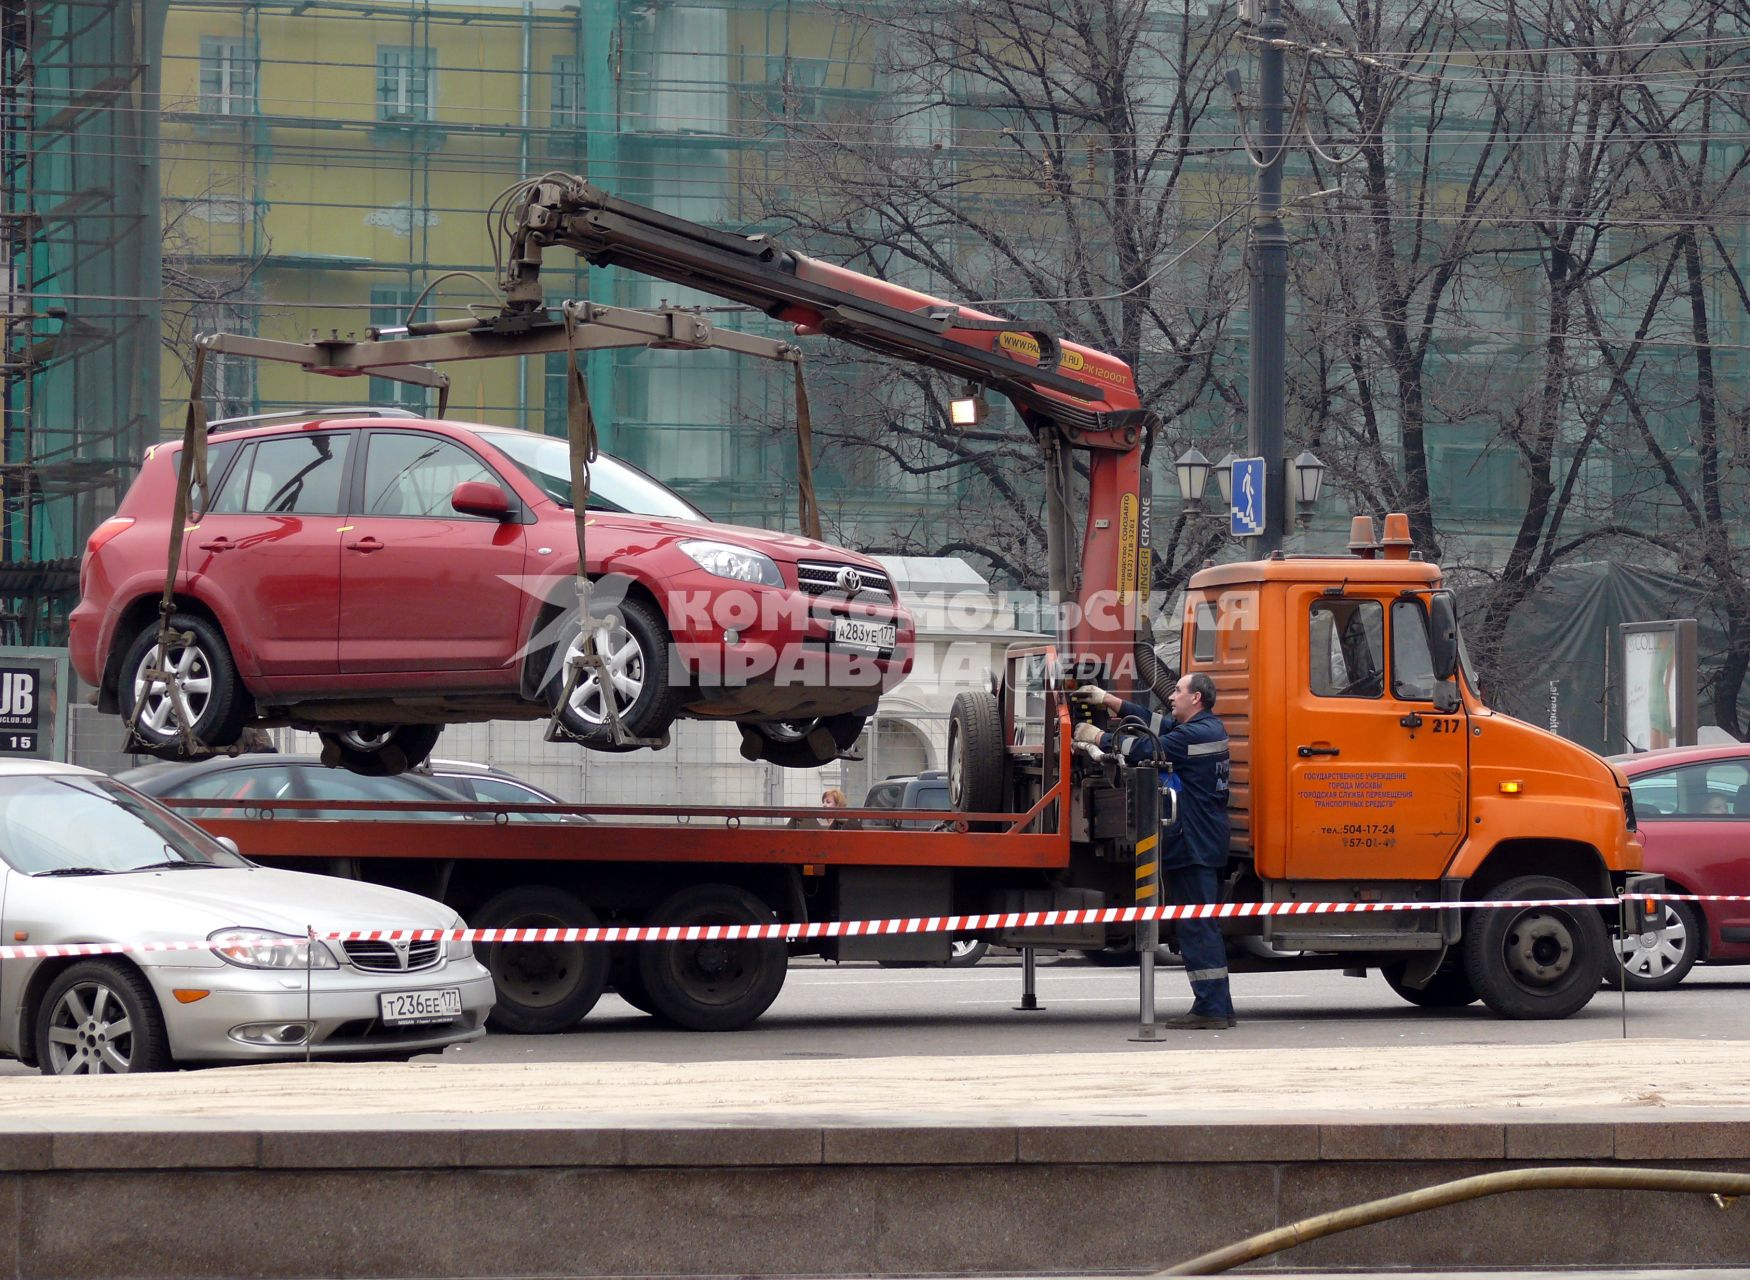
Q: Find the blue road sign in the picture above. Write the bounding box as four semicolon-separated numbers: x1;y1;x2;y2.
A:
1231;456;1266;537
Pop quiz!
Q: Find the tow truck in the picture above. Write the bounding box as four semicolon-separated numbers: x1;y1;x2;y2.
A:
141;176;1651;1032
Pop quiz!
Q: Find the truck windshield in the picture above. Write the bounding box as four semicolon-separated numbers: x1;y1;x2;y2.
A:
472;428;708;521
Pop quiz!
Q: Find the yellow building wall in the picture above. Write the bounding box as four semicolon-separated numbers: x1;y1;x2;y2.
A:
157;1;591;435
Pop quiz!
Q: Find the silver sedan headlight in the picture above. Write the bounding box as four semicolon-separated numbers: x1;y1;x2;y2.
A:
445;918;472;961
680;539;783;586
208;929;340;970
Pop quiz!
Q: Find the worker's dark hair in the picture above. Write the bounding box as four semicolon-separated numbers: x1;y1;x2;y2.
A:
1186;671;1218;712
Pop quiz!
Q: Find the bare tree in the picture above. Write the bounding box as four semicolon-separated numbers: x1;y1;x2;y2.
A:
1285;0;1516;557
744;0;1244;592
1573;2;1750;735
1464;0;1710;690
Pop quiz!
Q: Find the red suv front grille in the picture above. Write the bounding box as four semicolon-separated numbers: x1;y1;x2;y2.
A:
796;559;894;602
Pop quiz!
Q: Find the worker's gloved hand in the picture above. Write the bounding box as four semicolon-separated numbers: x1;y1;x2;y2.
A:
1070;685;1109;708
1072;721;1105;746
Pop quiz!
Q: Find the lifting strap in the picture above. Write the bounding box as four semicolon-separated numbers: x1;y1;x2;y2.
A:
791;358;821;541
125;345;214;756
543;301;661;749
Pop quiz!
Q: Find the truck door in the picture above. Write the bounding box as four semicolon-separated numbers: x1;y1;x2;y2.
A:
1285;590;1468;880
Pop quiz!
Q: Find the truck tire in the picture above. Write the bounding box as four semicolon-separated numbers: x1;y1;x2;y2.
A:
1382;961;1479;1009
948;690;1005;815
1461;874;1606;1020
636;884;787;1031
472;886;609;1034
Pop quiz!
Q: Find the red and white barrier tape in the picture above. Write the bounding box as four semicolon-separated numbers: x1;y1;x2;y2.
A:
3;893;1733;961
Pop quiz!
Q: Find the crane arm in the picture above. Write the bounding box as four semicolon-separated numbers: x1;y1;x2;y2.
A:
499;175;1154;452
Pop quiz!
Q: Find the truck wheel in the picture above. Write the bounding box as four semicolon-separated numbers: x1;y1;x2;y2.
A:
119;614;247;758
948;690;1005;814
1461;874;1607;1020
1382;961;1479;1009
636;884;787;1031
1610;900;1702;992
319;725;441;777
472;886;608;1034
745;713;866;768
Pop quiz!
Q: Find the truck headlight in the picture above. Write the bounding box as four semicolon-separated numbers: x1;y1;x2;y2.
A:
680;540;783;587
208;929;339;970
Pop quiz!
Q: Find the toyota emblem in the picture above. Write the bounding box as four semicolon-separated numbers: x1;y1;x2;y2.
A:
835;567;863;595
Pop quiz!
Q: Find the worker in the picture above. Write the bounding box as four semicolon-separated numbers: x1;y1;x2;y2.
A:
1071;673;1234;1029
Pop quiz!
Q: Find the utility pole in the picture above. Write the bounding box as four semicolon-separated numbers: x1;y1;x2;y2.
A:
1247;0;1289;555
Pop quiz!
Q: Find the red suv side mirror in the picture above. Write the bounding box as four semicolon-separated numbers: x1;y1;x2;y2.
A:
451;481;513;520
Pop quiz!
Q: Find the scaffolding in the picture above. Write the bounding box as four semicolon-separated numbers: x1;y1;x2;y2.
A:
1;0;166;644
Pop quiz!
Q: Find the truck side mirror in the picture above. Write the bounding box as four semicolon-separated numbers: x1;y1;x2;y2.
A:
1433;681;1460;714
1428;592;1459;681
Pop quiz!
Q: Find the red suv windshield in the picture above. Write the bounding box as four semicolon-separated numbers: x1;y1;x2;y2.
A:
471;427;707;521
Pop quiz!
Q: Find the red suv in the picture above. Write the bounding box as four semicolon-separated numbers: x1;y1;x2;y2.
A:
71;410;913;774
1612;744;1750;989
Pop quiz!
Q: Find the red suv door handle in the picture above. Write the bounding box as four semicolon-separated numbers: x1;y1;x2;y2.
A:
196;536;233;552
345;537;384;553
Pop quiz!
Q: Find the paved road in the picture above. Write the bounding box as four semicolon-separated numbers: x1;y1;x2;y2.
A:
4;953;1738;1076
434;955;1750;1066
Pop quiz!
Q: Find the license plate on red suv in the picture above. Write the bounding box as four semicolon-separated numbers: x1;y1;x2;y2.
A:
834;618;896;651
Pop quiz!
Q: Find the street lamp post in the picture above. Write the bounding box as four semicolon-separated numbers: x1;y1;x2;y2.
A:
1248;0;1290;556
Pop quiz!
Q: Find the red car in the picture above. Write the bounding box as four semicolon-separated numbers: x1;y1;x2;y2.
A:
71;410;913;775
1612;744;1750;989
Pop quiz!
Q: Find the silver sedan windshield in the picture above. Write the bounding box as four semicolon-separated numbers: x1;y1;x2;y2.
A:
0;776;247;876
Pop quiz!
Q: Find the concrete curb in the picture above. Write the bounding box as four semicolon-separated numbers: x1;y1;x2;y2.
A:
2;1119;1745;1277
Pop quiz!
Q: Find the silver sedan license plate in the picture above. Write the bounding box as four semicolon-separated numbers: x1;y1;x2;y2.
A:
834;618;895;651
379;987;462;1027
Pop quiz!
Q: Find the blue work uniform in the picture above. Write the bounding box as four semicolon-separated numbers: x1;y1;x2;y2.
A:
1098;699;1234;1020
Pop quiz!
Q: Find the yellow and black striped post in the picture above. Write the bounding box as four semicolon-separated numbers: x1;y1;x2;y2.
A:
1133;825;1163;1040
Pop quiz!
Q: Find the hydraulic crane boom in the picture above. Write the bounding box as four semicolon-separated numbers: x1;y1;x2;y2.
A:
499;175;1168;697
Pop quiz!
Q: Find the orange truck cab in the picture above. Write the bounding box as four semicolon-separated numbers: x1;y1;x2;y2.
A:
1179;515;1648;1019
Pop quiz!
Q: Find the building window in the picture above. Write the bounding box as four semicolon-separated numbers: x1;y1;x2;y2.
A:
765;56;826;122
198;37;255;116
551;56;583;127
369;287;430;412
377;45;434;122
544;352;572;436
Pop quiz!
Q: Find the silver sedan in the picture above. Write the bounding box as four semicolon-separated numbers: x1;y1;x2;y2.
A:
0;761;494;1075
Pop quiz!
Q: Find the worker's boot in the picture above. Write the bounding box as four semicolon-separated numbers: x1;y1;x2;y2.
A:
1165;1009;1236;1030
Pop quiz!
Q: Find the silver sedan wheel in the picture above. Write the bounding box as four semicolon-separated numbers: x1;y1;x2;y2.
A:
45;979;139;1075
563;622;645;726
131;639;213;739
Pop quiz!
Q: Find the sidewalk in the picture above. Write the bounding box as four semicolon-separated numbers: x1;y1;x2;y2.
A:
0;1037;1743;1126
